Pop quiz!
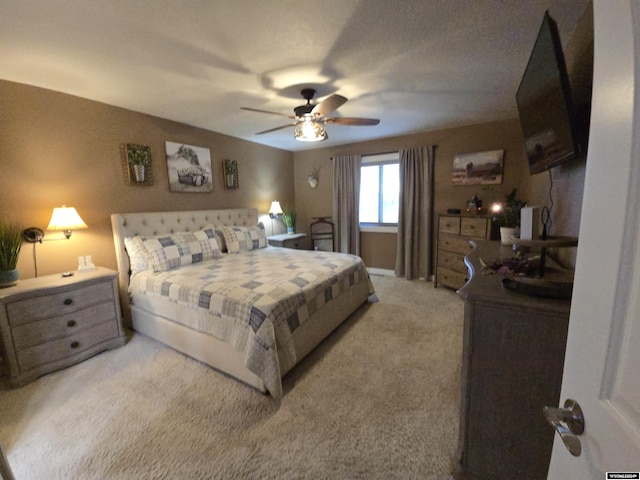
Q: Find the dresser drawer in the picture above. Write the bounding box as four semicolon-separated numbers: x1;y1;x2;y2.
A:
461;217;489;238
6;281;114;326
436;267;469;290
439;234;475;255
439;216;461;235
16;320;118;372
11;301;117;349
437;250;468;274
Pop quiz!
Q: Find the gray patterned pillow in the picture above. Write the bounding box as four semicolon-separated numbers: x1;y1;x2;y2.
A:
222;224;267;254
141;227;222;272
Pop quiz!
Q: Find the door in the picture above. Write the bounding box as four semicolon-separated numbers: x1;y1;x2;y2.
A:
548;0;640;476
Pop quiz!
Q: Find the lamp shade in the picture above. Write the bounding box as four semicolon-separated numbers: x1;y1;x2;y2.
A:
294;115;327;142
47;206;88;231
268;201;283;216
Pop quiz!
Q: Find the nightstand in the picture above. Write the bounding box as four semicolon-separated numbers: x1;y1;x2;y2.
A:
268;233;307;249
0;267;126;387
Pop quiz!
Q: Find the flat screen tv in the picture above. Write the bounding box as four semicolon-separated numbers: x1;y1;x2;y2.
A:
516;12;580;174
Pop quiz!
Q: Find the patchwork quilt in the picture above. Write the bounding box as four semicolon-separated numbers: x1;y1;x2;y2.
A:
129;247;373;399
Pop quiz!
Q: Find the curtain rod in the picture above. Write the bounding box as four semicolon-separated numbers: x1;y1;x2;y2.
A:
330;145;437;160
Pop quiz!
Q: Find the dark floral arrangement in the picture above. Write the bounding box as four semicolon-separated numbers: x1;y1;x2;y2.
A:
480;256;536;277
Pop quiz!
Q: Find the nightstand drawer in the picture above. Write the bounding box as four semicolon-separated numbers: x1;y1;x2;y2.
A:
439;216;461;234
16;320;118;372
460;217;489;237
437;267;468;290
11;301;117;349
439;234;475;255
437;250;467;274
7;281;113;326
267;233;307;249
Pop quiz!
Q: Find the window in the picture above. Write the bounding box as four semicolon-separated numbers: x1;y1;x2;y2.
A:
359;152;399;227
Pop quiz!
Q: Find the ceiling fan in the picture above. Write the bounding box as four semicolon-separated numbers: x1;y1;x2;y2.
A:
241;88;380;142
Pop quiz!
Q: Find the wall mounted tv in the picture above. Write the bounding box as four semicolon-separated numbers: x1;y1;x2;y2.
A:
516;11;582;174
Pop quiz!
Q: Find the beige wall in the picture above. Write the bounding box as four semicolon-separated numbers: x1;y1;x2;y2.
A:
1;80;294;279
293;118;533;269
293;116;587;272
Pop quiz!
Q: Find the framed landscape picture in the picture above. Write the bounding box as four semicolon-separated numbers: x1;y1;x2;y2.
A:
452;150;504;186
165;141;213;192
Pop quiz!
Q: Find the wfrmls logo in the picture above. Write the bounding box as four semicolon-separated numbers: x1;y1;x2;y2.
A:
606;474;640;479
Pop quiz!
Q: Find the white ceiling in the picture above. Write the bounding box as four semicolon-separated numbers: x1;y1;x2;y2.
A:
1;0;588;152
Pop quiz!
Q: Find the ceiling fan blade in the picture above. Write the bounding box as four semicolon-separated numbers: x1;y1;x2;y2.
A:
241;107;294;119
255;124;296;135
312;94;348;116
325;117;380;126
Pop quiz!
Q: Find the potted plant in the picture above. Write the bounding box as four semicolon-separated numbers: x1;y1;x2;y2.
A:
493;188;527;245
0;215;23;287
281;204;296;234
126;144;151;183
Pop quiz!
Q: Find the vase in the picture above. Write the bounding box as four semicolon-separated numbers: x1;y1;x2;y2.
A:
132;164;146;183
226;174;235;188
500;227;520;245
287;227;294;234
0;269;19;288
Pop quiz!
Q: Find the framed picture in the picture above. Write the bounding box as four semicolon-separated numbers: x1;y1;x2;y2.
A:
223;159;239;189
121;143;153;186
165;141;213;192
452;150;504;186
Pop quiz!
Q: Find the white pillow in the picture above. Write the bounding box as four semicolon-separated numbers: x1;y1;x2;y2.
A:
222;224;267;254
124;236;150;276
134;226;222;273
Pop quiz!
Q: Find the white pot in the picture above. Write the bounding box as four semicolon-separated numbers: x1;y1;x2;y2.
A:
500;227;520;245
132;164;146;182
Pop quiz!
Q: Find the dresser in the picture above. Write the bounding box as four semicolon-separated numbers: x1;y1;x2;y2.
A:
435;214;493;289
455;241;570;479
0;268;126;387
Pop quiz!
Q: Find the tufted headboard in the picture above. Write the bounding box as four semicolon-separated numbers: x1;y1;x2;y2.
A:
110;208;258;320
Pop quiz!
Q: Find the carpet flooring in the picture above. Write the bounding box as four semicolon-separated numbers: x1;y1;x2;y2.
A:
0;275;464;479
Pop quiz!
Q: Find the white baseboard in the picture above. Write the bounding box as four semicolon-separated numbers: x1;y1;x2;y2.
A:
367;268;395;277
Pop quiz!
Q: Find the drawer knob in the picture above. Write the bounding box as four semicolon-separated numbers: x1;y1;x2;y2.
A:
70;341;80;349
67;320;77;328
63;298;73;306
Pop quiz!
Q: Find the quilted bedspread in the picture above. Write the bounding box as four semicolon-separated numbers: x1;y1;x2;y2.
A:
129;247;373;399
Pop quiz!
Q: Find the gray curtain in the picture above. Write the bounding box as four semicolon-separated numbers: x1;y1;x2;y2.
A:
395;146;435;280
332;154;362;255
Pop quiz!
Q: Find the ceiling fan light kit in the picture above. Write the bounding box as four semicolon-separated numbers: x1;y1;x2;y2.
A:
242;88;380;142
294;115;327;142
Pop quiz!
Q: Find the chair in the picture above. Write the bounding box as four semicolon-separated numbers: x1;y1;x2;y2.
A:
310;217;334;252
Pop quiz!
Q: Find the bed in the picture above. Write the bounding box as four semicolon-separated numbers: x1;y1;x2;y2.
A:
110;208;373;399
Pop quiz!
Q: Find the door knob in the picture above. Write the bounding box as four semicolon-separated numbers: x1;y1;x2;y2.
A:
543;398;585;457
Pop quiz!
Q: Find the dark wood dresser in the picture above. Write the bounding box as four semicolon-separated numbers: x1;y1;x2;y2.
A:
454;241;570;480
